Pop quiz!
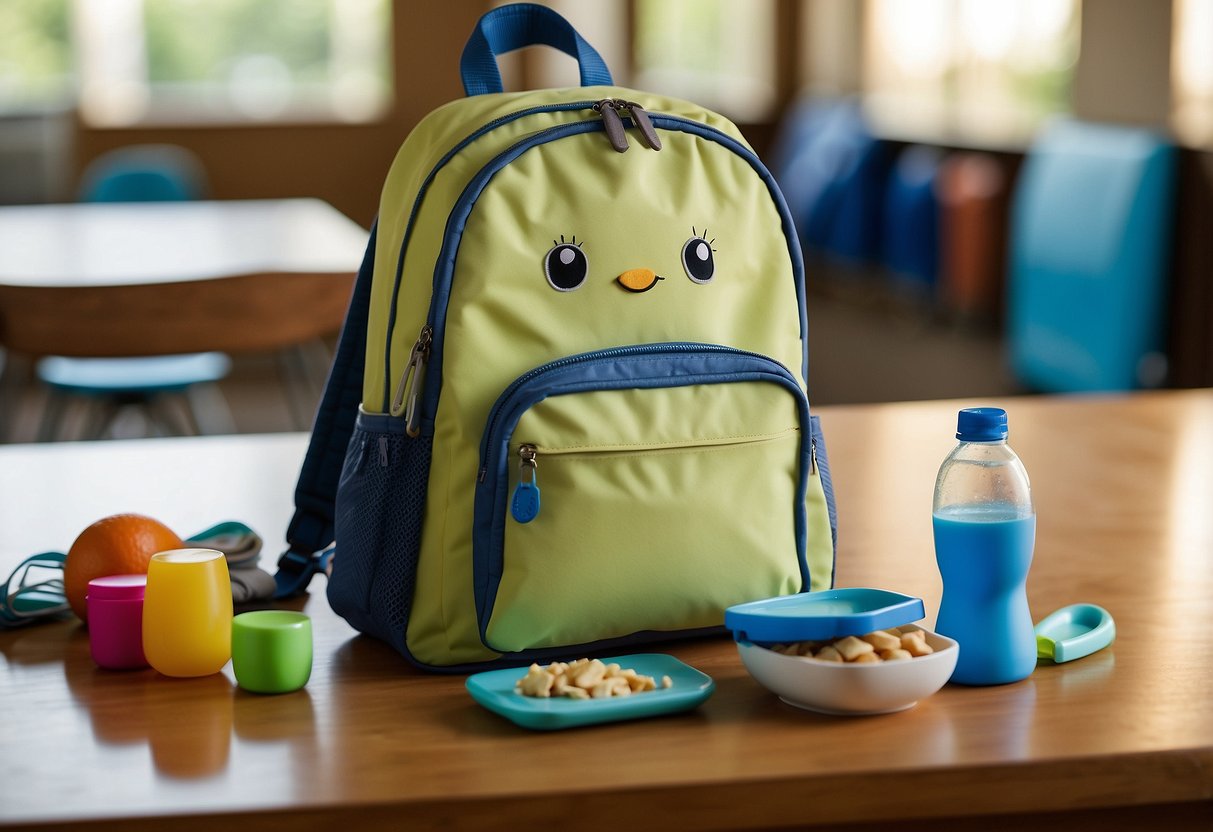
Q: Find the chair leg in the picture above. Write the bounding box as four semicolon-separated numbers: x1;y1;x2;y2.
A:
158;394;199;436
184;383;234;434
83;399;122;440
0;349;24;443
278;346;319;431
37;391;70;442
299;337;333;394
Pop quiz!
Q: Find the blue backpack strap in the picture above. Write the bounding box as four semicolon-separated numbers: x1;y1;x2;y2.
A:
460;2;613;97
275;221;377;599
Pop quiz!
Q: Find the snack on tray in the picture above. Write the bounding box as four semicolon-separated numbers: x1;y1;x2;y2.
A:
770;627;935;664
515;658;673;699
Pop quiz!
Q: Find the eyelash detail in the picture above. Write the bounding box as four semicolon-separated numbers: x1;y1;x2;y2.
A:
690;227;718;251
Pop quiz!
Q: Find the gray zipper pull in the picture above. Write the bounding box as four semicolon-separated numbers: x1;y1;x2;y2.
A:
378;436;389;467
390;324;432;437
625;102;662;150
595;99;629;153
810;437;818;476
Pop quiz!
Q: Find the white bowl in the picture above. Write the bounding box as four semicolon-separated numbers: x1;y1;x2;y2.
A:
736;626;959;716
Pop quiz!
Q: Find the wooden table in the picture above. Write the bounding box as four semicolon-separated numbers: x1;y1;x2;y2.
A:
1;392;1211;830
0;199;368;438
0;198;366;357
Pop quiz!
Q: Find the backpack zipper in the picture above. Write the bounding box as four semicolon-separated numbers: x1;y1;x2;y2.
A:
399;112;808;438
591;99;662;152
476;342;806;483
382;98;659;410
390;323;432;436
509;429;799;524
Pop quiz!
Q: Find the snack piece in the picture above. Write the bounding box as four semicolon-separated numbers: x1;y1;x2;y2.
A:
515;658;668;699
814;645;844;662
516;664;556;698
833;635;875;662
766;627;938;664
861;630;901;652
900;630;935;657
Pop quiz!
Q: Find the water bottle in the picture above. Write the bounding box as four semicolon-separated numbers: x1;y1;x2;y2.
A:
932;407;1036;685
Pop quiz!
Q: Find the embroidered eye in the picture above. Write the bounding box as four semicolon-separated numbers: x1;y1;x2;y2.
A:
544;239;588;291
681;233;716;284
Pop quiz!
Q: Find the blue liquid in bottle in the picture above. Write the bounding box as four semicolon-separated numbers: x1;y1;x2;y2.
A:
933;505;1037;685
932;408;1037;686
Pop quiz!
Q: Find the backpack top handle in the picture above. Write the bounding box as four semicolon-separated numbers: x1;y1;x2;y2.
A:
460;2;614;96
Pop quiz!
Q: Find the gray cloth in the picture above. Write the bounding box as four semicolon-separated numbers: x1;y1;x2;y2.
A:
188;523;276;603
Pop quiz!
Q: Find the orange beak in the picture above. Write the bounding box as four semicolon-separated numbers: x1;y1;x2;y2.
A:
617;268;663;293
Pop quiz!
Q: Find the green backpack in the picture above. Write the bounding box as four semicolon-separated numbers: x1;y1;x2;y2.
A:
278;3;837;669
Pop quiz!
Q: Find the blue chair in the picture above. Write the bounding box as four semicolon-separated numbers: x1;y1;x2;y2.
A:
881;145;945;294
37;145;234;440
76;145;208;203
1006;120;1177;392
770;97;890;265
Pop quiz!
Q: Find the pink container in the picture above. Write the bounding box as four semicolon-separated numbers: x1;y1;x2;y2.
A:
87;574;149;670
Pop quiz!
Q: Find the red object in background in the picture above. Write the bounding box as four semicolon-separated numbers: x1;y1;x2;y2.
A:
936;153;1012;325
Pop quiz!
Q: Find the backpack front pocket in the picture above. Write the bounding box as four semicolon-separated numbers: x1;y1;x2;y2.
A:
472;345;813;655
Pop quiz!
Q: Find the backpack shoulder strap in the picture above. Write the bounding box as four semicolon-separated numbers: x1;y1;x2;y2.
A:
274;220;377;598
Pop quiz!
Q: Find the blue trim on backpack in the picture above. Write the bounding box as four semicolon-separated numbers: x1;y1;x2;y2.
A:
460;3;613;97
276;221;376;597
654;115;810;380
380;100;598;411
417;115;810;434
471;343;813;652
810;414;839;589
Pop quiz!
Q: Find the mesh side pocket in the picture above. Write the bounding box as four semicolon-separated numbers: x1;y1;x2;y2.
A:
331;421;432;655
366;432;432;654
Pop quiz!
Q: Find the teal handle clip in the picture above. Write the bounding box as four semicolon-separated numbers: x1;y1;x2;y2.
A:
1034;603;1116;663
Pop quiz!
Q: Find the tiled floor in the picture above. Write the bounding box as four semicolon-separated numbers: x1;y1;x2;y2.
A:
805;282;1022;405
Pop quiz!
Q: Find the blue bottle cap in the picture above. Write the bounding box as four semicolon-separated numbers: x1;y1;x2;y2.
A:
956;407;1008;441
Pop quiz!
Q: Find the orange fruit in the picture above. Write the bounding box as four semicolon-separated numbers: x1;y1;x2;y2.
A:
64;513;184;623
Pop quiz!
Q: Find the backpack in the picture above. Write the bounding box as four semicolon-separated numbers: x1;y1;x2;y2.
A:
275;3;838;670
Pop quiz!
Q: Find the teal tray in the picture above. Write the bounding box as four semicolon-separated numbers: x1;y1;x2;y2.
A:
466;653;714;731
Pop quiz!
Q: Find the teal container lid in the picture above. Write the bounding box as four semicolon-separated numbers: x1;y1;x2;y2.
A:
725;588;925;644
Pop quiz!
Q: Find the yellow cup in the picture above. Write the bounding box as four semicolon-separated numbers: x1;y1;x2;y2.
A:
143;548;232;677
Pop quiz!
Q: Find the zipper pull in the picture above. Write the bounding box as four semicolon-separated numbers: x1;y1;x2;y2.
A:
594;99;629;153
810;437;818;476
510;444;541;523
390;324;432;437
624;101;662;150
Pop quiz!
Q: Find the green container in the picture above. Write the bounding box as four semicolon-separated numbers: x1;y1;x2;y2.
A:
231;610;312;694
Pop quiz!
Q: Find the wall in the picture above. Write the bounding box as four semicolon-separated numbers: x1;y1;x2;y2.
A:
1073;0;1173;127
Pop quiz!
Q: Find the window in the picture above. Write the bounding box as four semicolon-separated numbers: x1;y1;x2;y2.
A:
863;0;1080;144
508;0;777;125
0;0;73;113
1173;0;1213;146
633;0;777;122
69;0;391;126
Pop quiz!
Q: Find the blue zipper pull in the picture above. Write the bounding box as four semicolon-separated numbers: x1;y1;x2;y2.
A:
510;444;541;523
